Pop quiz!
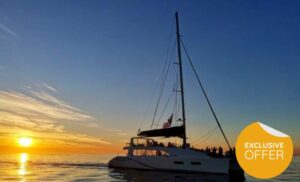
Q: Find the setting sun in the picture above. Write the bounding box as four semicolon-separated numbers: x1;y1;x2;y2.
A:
18;137;33;147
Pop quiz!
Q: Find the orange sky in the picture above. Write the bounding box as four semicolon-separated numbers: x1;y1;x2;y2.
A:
0;77;298;155
1;83;298;155
0;86;133;154
1;133;299;155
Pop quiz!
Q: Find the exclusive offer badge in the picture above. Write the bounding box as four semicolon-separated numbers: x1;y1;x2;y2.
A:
236;122;293;179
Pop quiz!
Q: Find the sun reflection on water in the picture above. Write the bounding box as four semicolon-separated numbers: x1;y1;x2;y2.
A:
18;153;28;176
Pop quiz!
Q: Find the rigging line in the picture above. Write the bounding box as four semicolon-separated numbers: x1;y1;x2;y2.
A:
156;83;176;127
150;41;175;128
194;132;215;146
176;76;181;126
177;93;181;125
165;18;176;61
192;127;218;147
171;40;179;123
186;108;192;142
180;39;232;150
172;74;178;122
139;69;163;131
150;21;175;129
138;85;156;131
192;126;218;143
149;57;168;128
155;43;177;128
174;51;181;126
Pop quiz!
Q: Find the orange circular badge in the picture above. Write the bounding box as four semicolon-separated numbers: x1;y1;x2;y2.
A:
236;122;293;179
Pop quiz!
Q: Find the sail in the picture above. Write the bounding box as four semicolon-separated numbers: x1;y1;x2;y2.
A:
138;126;184;138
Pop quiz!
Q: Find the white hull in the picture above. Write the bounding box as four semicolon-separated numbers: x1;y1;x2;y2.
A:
109;137;243;179
109;155;230;174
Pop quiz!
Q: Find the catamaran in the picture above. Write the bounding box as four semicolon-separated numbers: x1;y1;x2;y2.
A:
108;12;244;179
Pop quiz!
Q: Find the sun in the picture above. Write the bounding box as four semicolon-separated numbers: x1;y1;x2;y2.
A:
18;137;33;147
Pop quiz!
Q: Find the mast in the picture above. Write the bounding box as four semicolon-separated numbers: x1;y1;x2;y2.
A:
175;12;187;148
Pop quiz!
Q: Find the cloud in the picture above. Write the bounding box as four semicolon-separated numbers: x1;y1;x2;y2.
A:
0;22;18;38
41;83;57;93
86;123;100;128
0;111;64;132
33;132;112;146
0;84;111;146
0;90;92;121
29;90;82;113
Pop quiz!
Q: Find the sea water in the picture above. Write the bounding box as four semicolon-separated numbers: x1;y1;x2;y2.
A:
0;153;299;181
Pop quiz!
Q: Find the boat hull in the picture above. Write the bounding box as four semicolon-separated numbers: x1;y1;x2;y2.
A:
108;155;230;174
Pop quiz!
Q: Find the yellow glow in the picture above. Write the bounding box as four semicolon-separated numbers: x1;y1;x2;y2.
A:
18;137;33;147
18;153;28;176
20;153;28;163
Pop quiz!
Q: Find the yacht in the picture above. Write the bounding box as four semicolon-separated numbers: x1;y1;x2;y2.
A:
108;12;244;179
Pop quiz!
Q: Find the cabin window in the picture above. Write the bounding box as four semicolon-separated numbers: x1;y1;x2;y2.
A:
190;162;202;165
132;138;155;147
144;150;156;156
157;150;169;156
132;149;169;156
133;149;142;156
174;161;184;165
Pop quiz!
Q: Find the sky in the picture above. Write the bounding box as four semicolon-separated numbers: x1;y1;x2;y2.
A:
0;0;299;154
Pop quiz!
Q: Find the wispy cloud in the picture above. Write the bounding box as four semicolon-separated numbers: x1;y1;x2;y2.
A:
32;131;112;146
0;83;111;146
86;123;100;128
0;91;92;121
0;22;18;38
29;90;82;113
41;82;57;93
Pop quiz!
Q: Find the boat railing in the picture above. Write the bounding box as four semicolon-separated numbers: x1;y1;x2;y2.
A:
125;141;182;148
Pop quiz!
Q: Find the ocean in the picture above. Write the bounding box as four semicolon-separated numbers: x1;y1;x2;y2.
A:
0;153;299;182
